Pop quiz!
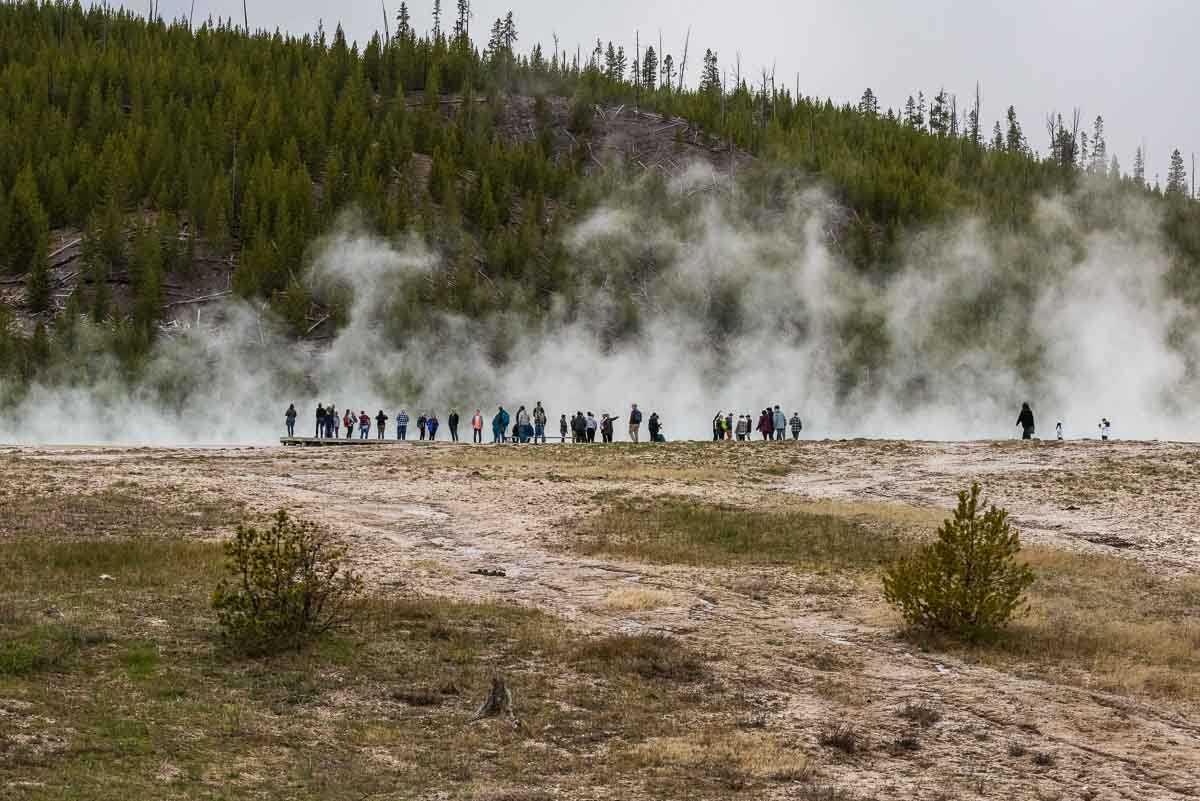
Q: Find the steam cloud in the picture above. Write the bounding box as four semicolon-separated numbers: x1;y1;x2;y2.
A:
2;171;1196;445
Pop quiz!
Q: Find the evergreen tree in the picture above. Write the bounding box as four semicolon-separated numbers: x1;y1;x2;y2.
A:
1166;149;1188;196
858;88;878;116
1004;106;1025;154
1089;116;1106;174
699;49;720;94
453;0;471;41
8;166;49;279
1133;146;1146;187
929;89;949;136
991;121;1004;151
641;46;658;91
431;0;442;38
1109;155;1121;181
395;3;411;40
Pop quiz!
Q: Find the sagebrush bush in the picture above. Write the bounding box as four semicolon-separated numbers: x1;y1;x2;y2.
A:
212;510;363;655
883;483;1034;641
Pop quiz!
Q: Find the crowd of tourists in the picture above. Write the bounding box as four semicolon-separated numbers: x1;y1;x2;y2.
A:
280;400;819;444
282;400;734;444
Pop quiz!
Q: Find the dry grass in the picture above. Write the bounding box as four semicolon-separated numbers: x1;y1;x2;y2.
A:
574;497;908;570
600;587;676;611
632;730;812;788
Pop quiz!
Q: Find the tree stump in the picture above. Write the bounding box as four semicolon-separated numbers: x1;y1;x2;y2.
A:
470;675;517;726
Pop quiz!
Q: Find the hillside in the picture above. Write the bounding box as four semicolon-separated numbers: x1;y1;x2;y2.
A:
1;2;1199;439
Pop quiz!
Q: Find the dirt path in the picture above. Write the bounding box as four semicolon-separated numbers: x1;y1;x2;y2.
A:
7;441;1200;800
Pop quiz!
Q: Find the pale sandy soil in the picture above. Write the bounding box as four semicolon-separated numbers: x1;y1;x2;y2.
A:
3;439;1198;800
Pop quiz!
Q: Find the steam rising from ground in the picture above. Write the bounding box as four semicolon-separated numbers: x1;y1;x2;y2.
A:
3;175;1197;445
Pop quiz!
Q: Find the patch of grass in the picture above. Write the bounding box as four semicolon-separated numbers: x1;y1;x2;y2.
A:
897;701;941;728
572;633;707;682
818;722;862;753
0;624;85;675
600;587;675;611
121;641;160;679
0;486;241;539
575;498;908;570
631;731;811;789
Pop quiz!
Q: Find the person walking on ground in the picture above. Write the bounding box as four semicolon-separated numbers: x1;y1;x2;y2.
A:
516;406;531;444
427;413;440;441
376;410;388;440
285;403;297;438
358;410;371;439
448;409;460;442
533;402;547;443
560;414;568;442
790;412;803;440
1016;402;1035;440
629;404;643;442
342;408;353;439
648;412;662;443
757;410;773;441
472;409;483;444
773;406;787;441
586;412;598;443
417;413;427;441
396;409;409;440
315;404;325;438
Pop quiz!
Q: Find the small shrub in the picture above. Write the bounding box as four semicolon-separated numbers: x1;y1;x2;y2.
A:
572;633;705;682
818;722;861;753
0;624;83;675
212;510;363;655
897;701;941;728
1031;751;1056;767
1007;742;1027;757
883;483;1034;641
890;735;921;754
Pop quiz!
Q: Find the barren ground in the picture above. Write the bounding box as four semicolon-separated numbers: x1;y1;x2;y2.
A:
2;439;1198;800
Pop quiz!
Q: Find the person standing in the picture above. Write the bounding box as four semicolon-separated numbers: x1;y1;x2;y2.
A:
572;411;587;443
285;404;297;437
789;412;803;440
516;406;531;443
757;410;772;441
1016;403;1035;440
376;410;388;439
628;404;643;442
448;409;460;442
712;412;723;441
359;410;371;439
417;413;427;441
493;407;510;443
648;412;662;442
315;404;325;438
396;409;409;440
472;409;484;444
772;406;787;441
1056;421;1063;441
559;414;568;442
427;413;440;441
600;414;617;443
533;402;547;443
585;412;598;443
1099;418;1111;441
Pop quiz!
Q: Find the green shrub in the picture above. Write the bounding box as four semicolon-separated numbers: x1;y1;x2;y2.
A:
212;510;363;655
883;483;1034;641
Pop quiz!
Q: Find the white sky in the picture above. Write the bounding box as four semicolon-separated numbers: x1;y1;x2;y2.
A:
142;0;1197;185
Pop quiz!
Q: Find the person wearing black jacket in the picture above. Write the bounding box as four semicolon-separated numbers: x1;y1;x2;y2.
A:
648;412;662;442
448;410;460;442
1016;402;1035;440
571;411;587;443
375;410;388;439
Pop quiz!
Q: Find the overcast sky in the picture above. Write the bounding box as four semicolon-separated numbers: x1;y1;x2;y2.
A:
141;0;1196;186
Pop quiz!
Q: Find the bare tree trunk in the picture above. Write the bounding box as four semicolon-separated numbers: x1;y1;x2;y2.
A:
243;0;249;34
677;26;690;92
381;0;390;42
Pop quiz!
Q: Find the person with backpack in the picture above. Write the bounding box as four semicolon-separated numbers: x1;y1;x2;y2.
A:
789;412;803;440
375;410;388;439
427;413;440;441
447;409;460;442
628;404;643;442
358;410;371;439
559;414;568;442
396;409;409;440
1016;402;1035;440
285;404;297;437
648;412;662;442
516;406;531;443
471;409;484;444
533;402;547;443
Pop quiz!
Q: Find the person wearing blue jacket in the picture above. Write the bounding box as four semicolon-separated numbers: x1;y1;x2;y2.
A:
492;407;510;443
